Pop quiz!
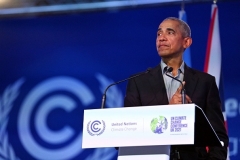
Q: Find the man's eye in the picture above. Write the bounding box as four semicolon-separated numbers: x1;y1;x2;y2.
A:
168;31;174;34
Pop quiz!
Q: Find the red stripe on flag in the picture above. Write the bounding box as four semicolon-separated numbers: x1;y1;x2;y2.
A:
204;7;218;73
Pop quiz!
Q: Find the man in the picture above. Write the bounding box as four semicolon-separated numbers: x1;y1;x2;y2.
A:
124;17;228;159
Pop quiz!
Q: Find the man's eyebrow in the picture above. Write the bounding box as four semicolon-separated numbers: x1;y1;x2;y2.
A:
166;28;175;32
157;28;175;32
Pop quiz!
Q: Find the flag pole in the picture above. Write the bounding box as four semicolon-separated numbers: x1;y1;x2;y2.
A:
181;0;185;11
179;0;191;67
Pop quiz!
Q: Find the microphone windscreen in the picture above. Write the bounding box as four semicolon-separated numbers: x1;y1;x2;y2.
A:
167;67;173;72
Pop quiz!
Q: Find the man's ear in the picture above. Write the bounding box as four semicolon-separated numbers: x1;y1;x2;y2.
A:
183;37;192;49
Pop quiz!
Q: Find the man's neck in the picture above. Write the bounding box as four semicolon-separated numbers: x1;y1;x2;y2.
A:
162;58;183;76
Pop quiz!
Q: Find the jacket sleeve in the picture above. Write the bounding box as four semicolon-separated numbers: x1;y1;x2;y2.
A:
124;78;142;107
205;76;229;159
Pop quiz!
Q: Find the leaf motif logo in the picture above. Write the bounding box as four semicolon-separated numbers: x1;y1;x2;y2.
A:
0;78;24;160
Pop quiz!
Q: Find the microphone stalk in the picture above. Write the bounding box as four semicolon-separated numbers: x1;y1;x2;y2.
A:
101;68;151;109
165;67;186;104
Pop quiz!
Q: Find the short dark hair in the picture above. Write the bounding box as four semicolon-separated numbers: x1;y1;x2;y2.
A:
163;17;191;37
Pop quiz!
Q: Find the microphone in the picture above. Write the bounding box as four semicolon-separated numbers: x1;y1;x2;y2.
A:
165;67;186;104
101;68;151;109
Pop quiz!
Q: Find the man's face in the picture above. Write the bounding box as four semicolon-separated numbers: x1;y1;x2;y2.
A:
156;19;188;58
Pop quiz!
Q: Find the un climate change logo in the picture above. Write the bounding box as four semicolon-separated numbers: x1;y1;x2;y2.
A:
87;120;105;136
150;116;168;134
1;74;122;160
18;76;94;160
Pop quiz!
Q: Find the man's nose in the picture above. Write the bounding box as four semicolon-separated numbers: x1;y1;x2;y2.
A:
158;34;167;41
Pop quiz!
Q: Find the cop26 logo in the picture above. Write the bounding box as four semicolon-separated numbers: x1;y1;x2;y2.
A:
0;74;122;160
150;116;168;134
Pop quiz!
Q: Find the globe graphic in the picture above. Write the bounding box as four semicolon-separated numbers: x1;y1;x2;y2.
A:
150;116;168;134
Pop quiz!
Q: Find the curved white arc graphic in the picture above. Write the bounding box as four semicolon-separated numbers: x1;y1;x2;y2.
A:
18;76;95;160
36;95;75;144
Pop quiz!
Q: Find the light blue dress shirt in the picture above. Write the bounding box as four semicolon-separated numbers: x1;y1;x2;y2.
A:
161;60;185;102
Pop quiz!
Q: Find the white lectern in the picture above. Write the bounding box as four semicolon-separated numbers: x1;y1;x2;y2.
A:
82;104;222;160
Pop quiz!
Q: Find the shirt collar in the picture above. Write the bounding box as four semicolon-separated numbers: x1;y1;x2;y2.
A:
160;60;185;74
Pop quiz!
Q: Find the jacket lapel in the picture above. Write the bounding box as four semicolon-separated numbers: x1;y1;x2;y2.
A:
148;65;169;105
146;64;198;105
183;64;198;98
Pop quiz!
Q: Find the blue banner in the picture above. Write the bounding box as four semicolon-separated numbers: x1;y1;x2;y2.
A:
0;1;240;160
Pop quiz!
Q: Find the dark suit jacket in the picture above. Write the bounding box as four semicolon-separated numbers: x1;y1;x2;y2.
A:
124;64;229;160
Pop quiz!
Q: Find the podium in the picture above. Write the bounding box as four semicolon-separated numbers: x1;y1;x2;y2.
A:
82;104;223;160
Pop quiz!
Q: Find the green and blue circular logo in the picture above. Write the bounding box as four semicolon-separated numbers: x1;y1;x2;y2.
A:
150;116;168;134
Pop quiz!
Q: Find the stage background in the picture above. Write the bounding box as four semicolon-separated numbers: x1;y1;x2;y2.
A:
0;0;240;160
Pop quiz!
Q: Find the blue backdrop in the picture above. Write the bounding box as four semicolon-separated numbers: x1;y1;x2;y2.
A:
0;0;240;160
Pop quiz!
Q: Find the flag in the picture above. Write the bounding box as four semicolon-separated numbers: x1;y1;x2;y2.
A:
204;4;221;87
179;10;192;67
204;4;230;159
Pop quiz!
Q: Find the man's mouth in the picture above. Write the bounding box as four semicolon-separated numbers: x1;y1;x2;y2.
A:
158;44;169;48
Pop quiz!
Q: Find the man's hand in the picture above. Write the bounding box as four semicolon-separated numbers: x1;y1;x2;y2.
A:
169;81;192;104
